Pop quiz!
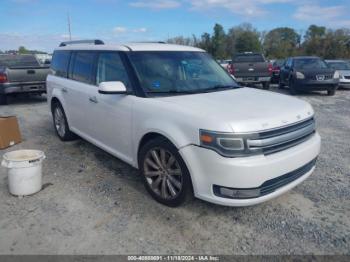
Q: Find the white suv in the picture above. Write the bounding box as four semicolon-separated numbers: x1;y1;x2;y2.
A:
47;40;321;207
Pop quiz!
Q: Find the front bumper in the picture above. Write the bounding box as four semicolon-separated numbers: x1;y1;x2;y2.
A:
294;79;338;90
179;132;321;206
0;82;46;94
235;76;271;84
339;79;350;88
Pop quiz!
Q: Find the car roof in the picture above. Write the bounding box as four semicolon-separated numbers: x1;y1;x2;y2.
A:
55;42;205;52
292;56;321;60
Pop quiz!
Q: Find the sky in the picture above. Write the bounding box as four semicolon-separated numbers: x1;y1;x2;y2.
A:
1;0;350;52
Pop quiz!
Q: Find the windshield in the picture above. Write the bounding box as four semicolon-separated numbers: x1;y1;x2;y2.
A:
327;62;350;70
0;55;40;68
128;51;238;95
294;58;328;70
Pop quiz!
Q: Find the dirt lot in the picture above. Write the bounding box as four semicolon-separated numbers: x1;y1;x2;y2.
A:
0;87;349;255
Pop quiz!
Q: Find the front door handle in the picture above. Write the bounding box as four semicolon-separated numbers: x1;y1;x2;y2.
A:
62;87;68;93
89;96;98;104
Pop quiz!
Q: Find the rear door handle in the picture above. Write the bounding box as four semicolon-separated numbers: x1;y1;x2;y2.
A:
89;96;98;104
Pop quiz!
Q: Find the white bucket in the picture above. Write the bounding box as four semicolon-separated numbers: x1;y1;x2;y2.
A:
1;150;45;196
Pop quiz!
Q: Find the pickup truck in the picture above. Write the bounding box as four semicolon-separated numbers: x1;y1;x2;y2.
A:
0;54;50;105
230;52;272;89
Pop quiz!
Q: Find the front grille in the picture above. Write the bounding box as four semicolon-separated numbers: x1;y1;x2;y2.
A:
213;158;317;199
310;74;333;80
247;117;315;155
344;76;350;80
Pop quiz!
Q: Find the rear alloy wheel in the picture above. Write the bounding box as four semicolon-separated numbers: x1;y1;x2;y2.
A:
139;138;192;207
52;102;77;141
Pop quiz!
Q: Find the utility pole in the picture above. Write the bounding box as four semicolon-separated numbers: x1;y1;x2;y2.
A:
67;12;72;41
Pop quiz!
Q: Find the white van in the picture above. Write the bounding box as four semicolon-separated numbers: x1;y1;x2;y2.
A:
47;40;321;207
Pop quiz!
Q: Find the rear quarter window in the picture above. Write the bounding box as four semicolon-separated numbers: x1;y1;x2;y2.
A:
51;51;71;77
71;52;96;84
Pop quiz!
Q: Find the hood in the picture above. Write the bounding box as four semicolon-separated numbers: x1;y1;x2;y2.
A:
338;70;350;76
157;88;314;133
297;68;334;76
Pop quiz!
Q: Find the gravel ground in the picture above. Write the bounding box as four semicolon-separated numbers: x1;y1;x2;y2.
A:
0;87;349;255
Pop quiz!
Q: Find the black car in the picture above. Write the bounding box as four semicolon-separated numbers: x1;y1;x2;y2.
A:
279;56;339;96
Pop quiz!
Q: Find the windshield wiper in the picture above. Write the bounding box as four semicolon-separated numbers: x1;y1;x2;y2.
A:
147;90;198;94
201;85;239;92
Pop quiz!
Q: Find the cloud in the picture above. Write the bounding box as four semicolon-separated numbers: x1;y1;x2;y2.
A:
130;0;181;9
133;27;148;33
113;26;127;34
293;5;350;27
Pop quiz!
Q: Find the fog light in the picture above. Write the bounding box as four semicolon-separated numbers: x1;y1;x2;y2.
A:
214;185;261;199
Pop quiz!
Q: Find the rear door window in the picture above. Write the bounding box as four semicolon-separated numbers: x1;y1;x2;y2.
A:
51;51;71;77
71;52;96;84
96;52;130;88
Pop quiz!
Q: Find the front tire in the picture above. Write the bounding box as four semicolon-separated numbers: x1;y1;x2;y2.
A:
262;82;270;90
52;102;77;141
0;94;7;105
138;137;193;207
327;88;336;96
289;78;298;95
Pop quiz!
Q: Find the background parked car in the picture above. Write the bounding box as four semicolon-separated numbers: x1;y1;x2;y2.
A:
0;54;50;104
326;60;350;89
279;56;339;96
231;52;272;89
270;59;285;84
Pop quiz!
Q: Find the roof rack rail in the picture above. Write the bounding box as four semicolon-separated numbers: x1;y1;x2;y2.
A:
59;39;104;47
130;41;166;44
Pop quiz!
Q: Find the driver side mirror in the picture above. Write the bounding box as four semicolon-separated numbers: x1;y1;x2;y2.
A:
98;81;128;94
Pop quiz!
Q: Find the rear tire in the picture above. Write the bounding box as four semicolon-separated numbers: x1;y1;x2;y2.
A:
138;137;193;207
262;82;270;90
52;101;77;141
0;94;7;105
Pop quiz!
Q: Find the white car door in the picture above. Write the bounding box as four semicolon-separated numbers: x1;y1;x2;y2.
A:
65;51;97;137
87;52;134;164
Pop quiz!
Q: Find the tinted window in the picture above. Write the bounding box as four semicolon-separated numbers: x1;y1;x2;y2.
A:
233;54;265;63
0;55;40;68
96;52;130;87
72;52;95;84
51;51;70;77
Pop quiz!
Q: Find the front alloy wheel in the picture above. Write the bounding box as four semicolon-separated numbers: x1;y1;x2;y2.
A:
139;138;192;207
144;147;183;199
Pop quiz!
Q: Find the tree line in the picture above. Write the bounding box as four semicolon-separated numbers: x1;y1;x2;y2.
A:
167;23;350;60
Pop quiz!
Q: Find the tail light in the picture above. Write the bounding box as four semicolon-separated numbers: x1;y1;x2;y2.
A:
0;73;8;83
227;64;235;75
268;63;273;75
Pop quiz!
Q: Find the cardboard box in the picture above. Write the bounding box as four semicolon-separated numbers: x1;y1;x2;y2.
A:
0;116;22;149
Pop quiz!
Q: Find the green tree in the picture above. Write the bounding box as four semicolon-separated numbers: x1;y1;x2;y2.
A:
198;32;212;53
263;27;300;58
303;25;326;56
18;46;29;54
229;23;262;53
211;23;226;59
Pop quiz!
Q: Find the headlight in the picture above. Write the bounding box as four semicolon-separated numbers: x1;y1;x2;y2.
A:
200;130;247;157
296;71;305;79
333;71;340;79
